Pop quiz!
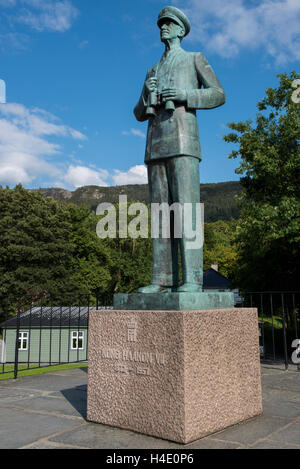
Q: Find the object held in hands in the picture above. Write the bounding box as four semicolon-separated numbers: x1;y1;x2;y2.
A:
146;72;158;117
165;78;175;113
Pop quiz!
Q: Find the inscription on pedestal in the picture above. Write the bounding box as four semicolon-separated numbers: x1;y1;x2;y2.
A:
101;316;166;377
127;319;137;343
101;348;166;376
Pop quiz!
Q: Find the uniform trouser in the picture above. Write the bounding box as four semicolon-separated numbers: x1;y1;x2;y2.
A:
147;156;203;288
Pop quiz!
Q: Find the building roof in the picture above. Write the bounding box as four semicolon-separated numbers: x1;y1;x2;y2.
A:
0;306;112;328
203;268;232;289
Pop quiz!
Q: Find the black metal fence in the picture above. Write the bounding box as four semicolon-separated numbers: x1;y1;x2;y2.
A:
241;291;300;370
0;293;112;379
0;291;299;379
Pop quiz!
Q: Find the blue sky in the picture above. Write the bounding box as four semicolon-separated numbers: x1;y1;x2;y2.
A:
0;0;299;190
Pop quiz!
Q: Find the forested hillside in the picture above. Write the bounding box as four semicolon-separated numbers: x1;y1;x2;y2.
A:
37;181;241;222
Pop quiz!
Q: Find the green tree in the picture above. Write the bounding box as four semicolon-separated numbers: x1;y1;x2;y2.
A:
204;220;238;280
0;185;75;298
101;202;153;300
223;72;300;291
67;204;112;303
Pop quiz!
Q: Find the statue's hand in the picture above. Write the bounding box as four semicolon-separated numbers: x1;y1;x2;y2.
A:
145;77;158;96
161;88;187;104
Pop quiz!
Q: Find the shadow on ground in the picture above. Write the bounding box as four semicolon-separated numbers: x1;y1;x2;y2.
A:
61;384;87;419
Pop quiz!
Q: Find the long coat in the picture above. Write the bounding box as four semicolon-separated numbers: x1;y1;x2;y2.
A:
134;47;225;163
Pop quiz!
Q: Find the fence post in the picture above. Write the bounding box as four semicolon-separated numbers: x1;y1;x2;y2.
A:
292;293;298;340
13;299;21;379
281;293;289;371
270;293;276;361
87;295;90;362
260;293;265;359
2;298;9;374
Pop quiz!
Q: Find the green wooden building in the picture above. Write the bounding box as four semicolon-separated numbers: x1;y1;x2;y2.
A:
0;306;91;364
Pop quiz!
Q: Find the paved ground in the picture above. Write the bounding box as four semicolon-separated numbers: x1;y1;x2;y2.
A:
0;364;300;449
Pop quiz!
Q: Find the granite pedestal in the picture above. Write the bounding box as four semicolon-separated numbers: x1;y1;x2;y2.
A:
87;307;262;444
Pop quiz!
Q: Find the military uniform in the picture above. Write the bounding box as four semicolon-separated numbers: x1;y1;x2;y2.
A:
134;7;225;291
135;48;225;162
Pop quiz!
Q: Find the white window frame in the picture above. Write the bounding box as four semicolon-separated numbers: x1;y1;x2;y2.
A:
71;331;84;351
18;331;29;351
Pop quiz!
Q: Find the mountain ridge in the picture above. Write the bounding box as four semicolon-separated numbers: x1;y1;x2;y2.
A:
34;181;242;222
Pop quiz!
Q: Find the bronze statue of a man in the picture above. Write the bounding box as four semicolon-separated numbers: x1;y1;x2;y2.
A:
134;6;225;293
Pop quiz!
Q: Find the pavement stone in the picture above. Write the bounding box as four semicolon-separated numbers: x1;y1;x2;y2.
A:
261;373;300;393
0;365;300;449
0;407;82;449
50;422;185;449
21;439;89;449
250;439;300;449
23;442;86;449
262;398;300;419
0;388;43;403
0;369;88;392
4;393;86;418
203;415;291;445
49;422;245;450
266;422;300;445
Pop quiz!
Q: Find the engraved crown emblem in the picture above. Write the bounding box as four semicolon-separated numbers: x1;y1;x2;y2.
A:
127;319;137;329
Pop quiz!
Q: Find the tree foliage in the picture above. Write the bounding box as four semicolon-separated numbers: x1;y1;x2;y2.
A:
0;188;153;306
204;220;238;281
223;72;300;291
67;204;112;302
68;203;153;304
0;185;75;298
100;202;153;300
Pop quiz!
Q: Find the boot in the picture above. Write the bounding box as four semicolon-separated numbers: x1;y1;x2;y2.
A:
177;283;202;293
138;284;171;293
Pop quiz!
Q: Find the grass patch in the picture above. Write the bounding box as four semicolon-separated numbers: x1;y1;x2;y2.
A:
258;315;283;329
0;362;88;380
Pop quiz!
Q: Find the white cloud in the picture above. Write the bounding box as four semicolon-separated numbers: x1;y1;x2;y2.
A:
0;103;87;186
16;0;79;32
0;1;78;51
122;128;146;139
79;40;89;49
0;0;78;33
0;103;86;139
0;104;149;189
0;0;16;6
112;165;148;186
63;165;109;188
0;32;29;52
173;0;300;63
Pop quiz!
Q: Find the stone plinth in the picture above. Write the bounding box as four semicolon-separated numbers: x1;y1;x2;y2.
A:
114;292;234;311
87;309;262;444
